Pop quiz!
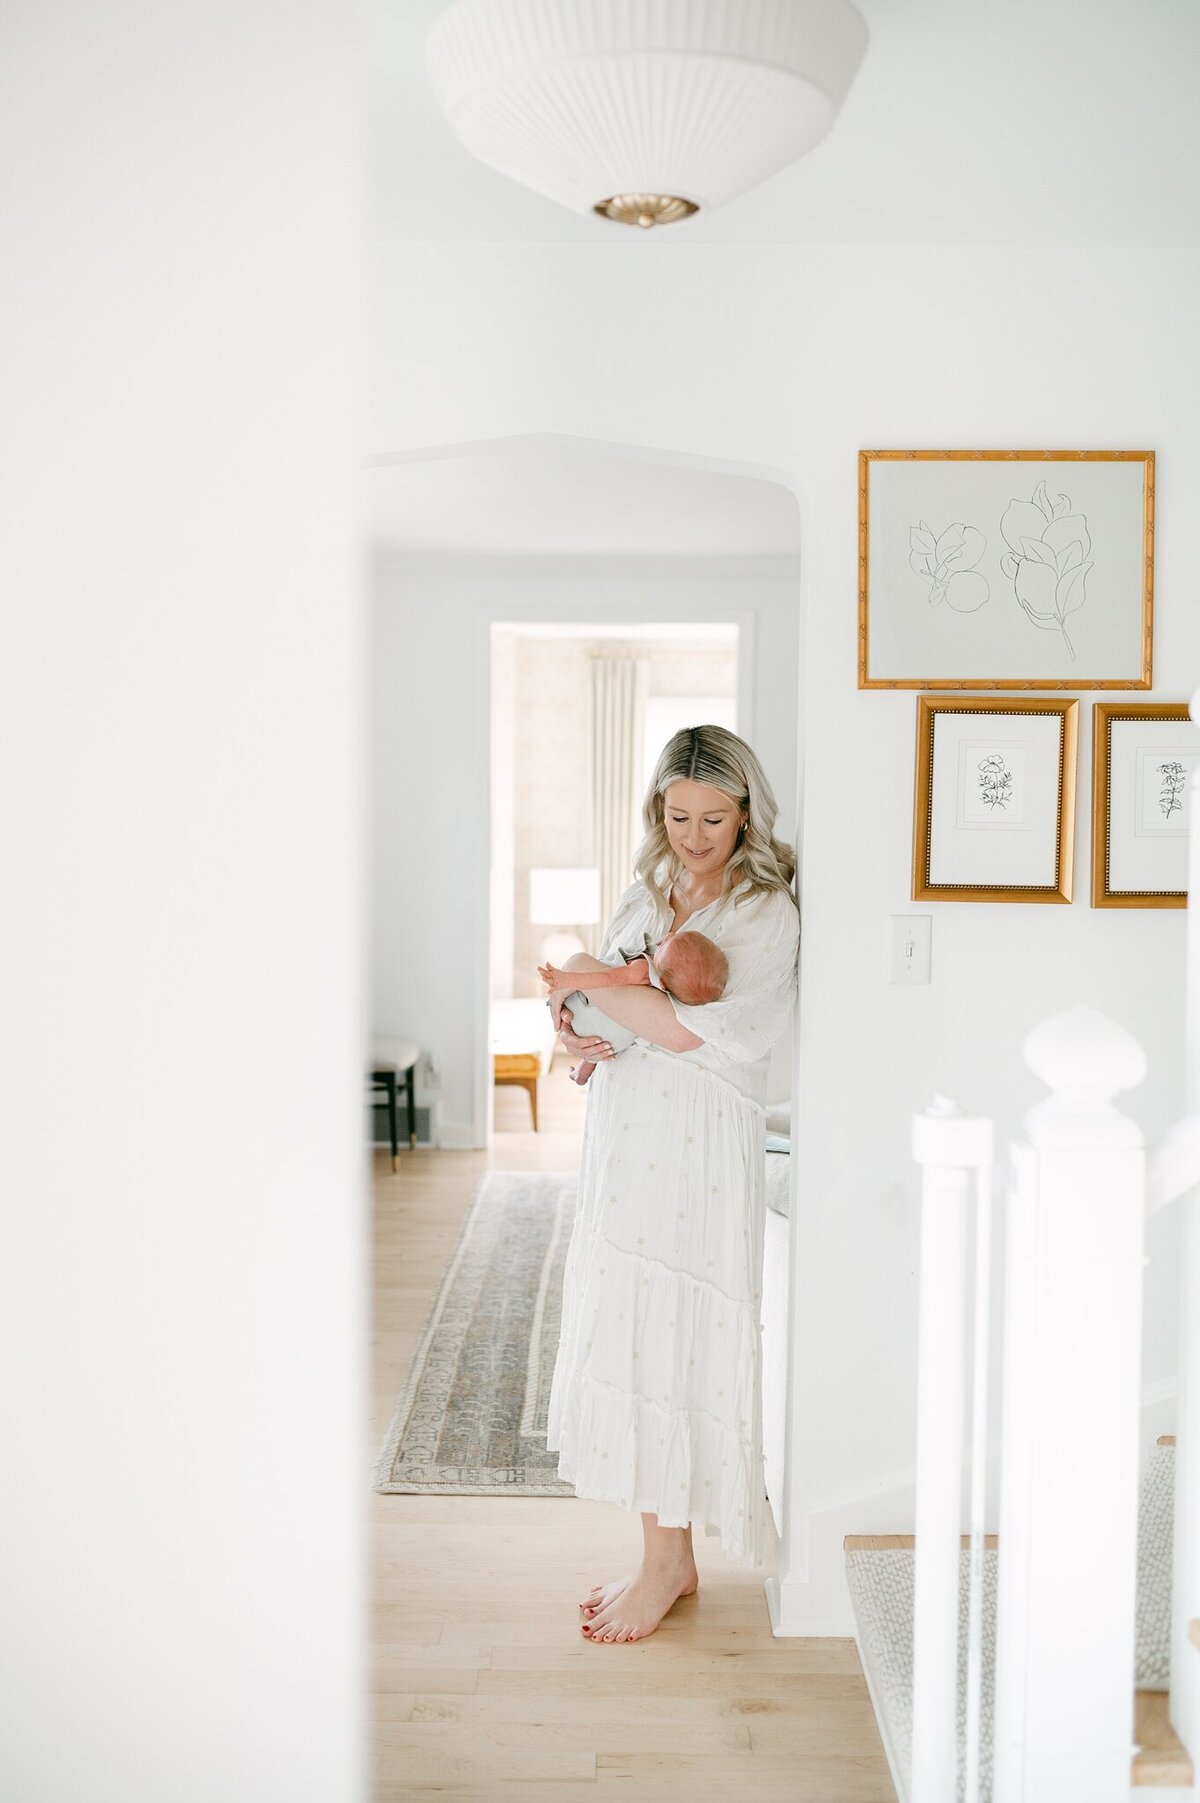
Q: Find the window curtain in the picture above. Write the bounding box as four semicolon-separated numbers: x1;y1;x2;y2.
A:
589;654;649;936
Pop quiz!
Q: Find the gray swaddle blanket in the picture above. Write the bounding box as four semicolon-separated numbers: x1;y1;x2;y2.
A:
560;991;637;1052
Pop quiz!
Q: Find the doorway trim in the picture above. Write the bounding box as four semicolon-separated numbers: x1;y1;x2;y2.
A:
368;429;809;1618
483;605;759;1145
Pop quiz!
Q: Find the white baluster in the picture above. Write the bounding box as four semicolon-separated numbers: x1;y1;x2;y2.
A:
1174;707;1200;1764
911;1097;994;1803
963;1160;993;1803
993;1008;1146;1803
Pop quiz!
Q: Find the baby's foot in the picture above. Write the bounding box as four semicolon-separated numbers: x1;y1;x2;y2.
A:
580;1556;699;1643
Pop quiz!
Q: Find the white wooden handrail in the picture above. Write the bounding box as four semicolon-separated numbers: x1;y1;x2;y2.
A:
1146;1111;1200;1216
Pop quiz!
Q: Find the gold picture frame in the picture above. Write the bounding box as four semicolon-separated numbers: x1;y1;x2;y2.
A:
1092;703;1196;908
913;696;1078;903
859;449;1155;690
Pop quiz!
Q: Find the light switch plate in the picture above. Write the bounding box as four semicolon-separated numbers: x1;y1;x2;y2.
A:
889;914;931;984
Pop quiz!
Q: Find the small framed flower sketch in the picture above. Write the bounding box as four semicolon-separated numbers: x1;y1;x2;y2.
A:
913;696;1078;903
859;450;1154;690
1092;703;1197;908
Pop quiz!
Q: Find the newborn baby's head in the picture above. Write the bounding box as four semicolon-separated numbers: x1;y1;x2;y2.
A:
653;931;728;1006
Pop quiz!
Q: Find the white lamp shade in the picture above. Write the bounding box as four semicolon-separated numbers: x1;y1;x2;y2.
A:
528;866;602;925
426;0;869;220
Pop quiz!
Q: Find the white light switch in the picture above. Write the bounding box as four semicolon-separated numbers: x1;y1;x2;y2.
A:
888;914;931;984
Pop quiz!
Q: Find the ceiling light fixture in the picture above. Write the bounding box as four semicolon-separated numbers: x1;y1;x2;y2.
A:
426;0;869;228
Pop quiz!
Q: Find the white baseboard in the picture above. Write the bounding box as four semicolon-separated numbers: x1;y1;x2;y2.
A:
435;1118;477;1150
765;1571;855;1638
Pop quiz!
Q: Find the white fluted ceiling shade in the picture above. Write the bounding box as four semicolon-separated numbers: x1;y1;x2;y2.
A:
426;0;869;225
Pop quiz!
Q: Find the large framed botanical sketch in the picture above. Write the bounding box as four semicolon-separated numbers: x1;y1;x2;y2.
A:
913;696;1078;903
859;450;1155;690
1092;703;1197;908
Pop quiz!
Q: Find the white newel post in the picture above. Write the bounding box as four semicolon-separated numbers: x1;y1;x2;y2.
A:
911;1097;995;1803
993;1008;1147;1803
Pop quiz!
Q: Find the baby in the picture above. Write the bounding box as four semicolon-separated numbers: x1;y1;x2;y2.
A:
539;931;728;1087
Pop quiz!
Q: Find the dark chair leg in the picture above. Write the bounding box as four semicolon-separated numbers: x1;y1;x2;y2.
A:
405;1064;417;1148
385;1072;398;1171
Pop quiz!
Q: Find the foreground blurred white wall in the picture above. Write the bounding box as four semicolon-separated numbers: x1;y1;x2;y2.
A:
0;5;366;1797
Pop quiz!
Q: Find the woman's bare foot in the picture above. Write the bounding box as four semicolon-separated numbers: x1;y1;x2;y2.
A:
579;1573;634;1616
580;1554;699;1643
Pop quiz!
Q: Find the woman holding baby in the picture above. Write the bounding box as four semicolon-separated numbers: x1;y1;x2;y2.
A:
544;724;799;1644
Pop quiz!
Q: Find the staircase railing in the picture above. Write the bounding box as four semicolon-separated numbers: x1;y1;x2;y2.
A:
906;701;1200;1797
911;1009;1159;1802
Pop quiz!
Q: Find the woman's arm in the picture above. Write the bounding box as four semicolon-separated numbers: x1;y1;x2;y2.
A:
579;982;703;1053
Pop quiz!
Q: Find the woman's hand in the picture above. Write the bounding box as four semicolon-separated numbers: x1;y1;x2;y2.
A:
555;1004;615;1062
545;986;574;1031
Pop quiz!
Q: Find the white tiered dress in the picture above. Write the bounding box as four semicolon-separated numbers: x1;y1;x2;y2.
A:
545;878;799;1567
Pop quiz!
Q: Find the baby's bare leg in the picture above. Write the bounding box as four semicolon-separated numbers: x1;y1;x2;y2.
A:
569;1060;596;1087
540;954;649;994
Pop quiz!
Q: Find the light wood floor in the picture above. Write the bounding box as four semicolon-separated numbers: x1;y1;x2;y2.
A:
371;1056;895;1801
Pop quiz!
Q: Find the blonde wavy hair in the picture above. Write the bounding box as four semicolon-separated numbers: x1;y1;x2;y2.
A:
633;725;797;914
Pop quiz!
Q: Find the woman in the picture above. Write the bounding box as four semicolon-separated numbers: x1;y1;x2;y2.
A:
545;725;799;1645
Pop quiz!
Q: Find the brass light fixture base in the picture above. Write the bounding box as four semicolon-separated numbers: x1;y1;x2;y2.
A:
594;193;699;229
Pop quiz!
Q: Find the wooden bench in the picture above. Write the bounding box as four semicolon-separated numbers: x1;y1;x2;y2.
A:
491;998;558;1130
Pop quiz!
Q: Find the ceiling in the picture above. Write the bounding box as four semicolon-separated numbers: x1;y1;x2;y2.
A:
369;0;1200;247
366;440;802;557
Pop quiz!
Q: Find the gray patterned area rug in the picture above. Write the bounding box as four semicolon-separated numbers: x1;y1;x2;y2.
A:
372;1170;578;1496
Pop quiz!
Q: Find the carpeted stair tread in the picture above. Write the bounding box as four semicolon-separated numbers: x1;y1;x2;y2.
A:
1137;1441;1175;1690
844;1542;996;1803
845;1442;1181;1801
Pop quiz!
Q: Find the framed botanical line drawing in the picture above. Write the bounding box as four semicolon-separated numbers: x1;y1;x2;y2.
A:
913;696;1078;903
1092;703;1197;908
859;450;1154;690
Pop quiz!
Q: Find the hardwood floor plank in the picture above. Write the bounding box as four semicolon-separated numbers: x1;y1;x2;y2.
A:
373;1640;488;1669
401;1693;765;1732
373;1667;480;1695
380;1704;752;1754
484;1643;866;1675
374;1787;599;1803
595;1751;894;1798
373;1694;415;1724
373;1724;597;1785
476;1668;875;1701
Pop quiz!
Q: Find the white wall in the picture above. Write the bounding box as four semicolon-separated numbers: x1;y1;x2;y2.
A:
2;5;365;1795
370;554;799;1143
368;242;1200;1628
489;627;518;998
